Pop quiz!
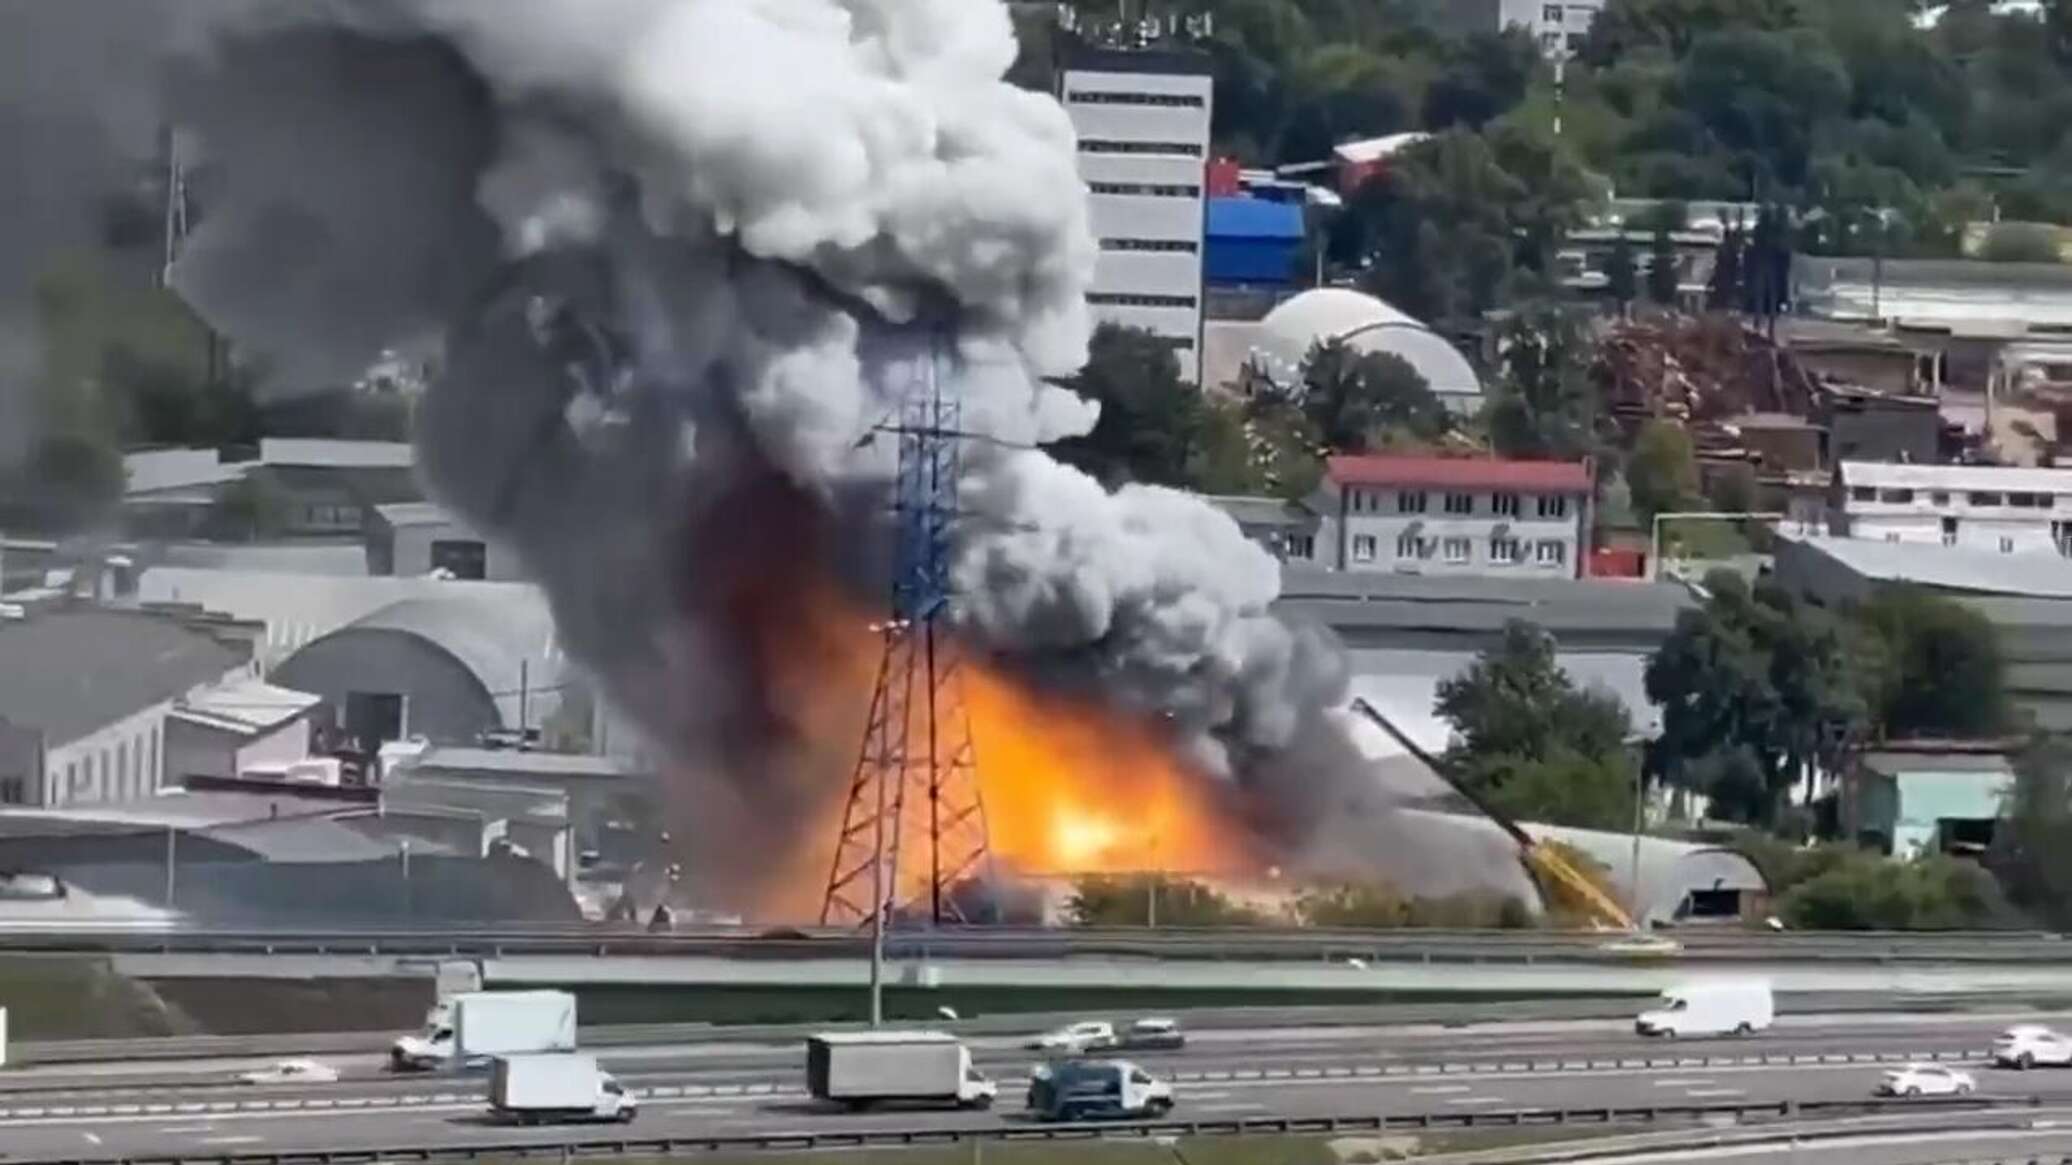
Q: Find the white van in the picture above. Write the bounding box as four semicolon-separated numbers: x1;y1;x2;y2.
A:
1635;980;1773;1038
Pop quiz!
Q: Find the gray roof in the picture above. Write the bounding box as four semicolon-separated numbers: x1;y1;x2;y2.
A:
1861;751;2014;778
311;594;561;727
372;502;469;530
257;438;414;469
1778;532;2072;600
158;542;371;577
1277;571;1695;638
0;609;247;746
1346;648;1660;749
1206;495;1316;530
412;747;641;780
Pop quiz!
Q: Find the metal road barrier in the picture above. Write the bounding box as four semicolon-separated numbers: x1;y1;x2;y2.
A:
0;1096;2043;1165
0;1046;2009;1119
0;922;2063;962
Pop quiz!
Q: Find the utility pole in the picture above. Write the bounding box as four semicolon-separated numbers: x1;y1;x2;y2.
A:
163;826;176;908
1629;767;1645;933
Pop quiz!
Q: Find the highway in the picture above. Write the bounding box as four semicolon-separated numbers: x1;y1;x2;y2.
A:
3;1011;2071;1159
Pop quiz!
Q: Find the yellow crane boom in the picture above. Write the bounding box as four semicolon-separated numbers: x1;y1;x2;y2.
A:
1347;698;1635;931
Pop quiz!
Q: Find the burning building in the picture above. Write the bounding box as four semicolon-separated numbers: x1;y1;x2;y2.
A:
5;0;1524;921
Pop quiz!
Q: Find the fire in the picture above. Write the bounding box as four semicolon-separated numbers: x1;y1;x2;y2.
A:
961;664;1259;879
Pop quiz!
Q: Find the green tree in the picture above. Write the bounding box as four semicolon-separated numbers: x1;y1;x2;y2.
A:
1051;324;1205;489
1485;304;1601;460
1065;875;1264;927
1856;587;2012;739
1435;619;1639;830
1987;734;2072;928
1646;571;1875;825
1297;339;1449;452
1625;419;1702;523
1708;220;1746;311
1606;232;1640;313
1294;882;1533;928
1781;850;2014;930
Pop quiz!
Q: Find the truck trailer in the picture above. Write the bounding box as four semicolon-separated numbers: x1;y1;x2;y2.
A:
805;1031;997;1110
392;990;577;1072
488;1053;636;1124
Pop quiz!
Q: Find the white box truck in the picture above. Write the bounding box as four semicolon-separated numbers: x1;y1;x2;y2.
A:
489;1053;636;1124
1635;980;1774;1038
391;990;577;1072
805;1031;997;1110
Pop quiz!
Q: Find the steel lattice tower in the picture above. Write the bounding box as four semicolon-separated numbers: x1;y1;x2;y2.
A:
819;338;991;928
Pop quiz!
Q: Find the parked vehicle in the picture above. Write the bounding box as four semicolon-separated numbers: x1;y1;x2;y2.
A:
1026;1021;1117;1055
1026;1059;1173;1121
1119;1018;1185;1050
391;990;577;1072
1634;980;1773;1038
1993;1025;2072;1069
236;1059;339;1086
805;1031;997;1111
488;1053;636;1124
1877;1063;1976;1097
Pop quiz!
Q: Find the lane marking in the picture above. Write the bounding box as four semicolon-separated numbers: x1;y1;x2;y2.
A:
1410;1085;1471;1095
1685;1088;1747;1099
1444;1096;1509;1106
1654;1078;1713;1087
202;1136;263;1146
82;1133;101;1145
1191;1102;1266;1114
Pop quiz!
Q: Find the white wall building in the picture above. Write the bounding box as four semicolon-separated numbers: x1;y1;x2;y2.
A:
367;503;526;581
1311;455;1594;578
1059;44;1213;383
1834;461;2072;555
163;679;322;785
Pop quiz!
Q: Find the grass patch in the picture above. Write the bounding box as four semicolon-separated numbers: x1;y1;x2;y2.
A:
0;955;196;1040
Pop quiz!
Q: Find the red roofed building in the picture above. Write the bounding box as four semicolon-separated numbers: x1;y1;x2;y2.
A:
1312;455;1595;578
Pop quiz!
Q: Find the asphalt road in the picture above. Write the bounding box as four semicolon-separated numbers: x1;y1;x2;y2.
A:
0;1009;2053;1099
0;1055;2066;1161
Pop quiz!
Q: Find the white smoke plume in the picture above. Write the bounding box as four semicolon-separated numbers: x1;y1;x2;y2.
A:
42;0;1358;900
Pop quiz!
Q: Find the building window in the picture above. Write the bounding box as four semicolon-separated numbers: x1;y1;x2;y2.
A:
1879;488;1914;503
1395;532;1422;559
1397;490;1427;514
1065;90;1206;108
1099;237;1200;253
1443;492;1474;515
1969;491;2005;506
1085;292;1199;309
1085;181;1202;198
147;730;158;789
2009;492;2048;508
1537;495;1569;519
2001;536;2016;553
1536;540;1567;565
65;762;77;798
1492;492;1520;517
1541;30;1561;51
430;539;488;580
1078;139;1205;157
1284;534;1315;560
1931;491;1951;506
1491;537;1523;564
1442;537;1471;563
1543;2;1562;19
0;778;21;805
1352;534;1378;563
118;741;129;797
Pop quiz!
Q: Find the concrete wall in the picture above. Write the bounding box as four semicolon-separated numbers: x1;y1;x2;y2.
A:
1324;484;1586;577
382;520;526;582
45;703;171;808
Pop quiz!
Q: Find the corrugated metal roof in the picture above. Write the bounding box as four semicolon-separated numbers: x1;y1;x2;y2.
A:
258;438;414;469
412;747;636;779
171;679;322;736
0;610;247;746
1206;495;1314;529
1326;455;1592;493
1779;531;2072;598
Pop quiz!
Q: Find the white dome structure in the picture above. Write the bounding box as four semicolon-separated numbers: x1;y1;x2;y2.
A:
1251;288;1484;411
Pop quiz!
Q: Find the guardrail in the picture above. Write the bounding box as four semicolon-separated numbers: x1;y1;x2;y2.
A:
3;922;2064;963
0;1096;2041;1165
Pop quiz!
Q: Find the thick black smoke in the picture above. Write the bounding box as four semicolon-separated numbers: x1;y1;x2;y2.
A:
28;0;1370;902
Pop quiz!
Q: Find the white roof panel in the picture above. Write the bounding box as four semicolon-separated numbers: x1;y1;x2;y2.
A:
1839;461;2072;494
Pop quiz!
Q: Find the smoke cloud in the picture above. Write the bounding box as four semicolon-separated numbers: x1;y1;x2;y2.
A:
43;0;1363;904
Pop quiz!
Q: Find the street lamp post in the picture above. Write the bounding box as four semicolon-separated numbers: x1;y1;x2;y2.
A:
1648;511;1788;582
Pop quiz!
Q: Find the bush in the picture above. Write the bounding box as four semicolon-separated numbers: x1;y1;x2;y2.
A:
1065;876;1264;928
1293;882;1535;929
1780;852;2015;931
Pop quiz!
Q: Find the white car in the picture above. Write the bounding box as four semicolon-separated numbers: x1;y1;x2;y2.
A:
1876;1063;1976;1097
1026;1021;1116;1055
237;1058;340;1086
1993;1025;2072;1069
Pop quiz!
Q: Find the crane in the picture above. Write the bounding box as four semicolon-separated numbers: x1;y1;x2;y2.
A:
1346;697;1636;932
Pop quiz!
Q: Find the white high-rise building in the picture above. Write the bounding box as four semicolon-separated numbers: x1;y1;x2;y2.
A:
1058;46;1214;384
